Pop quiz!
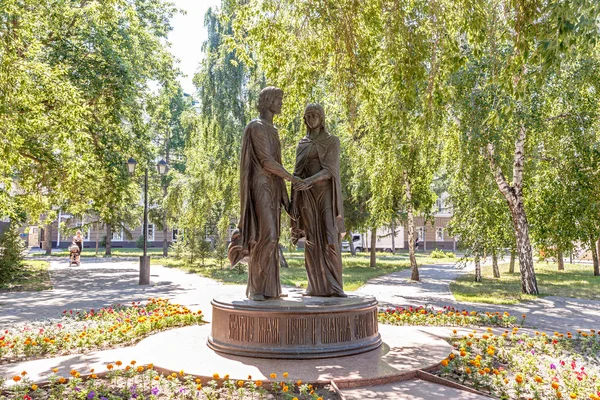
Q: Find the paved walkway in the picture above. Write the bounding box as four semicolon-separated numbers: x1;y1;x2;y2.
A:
0;258;245;325
355;262;600;333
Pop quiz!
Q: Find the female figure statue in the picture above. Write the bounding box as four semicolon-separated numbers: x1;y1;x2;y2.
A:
291;104;346;297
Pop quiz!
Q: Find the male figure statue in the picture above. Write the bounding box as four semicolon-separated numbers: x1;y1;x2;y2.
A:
228;86;300;301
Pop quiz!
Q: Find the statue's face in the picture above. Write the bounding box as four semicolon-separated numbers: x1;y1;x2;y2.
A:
305;111;321;130
270;95;283;114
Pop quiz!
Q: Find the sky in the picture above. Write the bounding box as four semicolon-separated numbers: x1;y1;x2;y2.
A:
169;0;220;95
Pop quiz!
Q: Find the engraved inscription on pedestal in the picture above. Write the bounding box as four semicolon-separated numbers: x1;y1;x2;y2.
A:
208;294;382;359
258;317;280;344
321;316;352;344
355;310;378;340
228;315;255;342
287;318;308;345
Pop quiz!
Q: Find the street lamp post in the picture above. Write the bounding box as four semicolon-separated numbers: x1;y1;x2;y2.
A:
127;157;168;285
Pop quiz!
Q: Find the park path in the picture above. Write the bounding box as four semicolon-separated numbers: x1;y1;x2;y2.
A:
355;262;600;333
0;258;245;325
2;258;598;333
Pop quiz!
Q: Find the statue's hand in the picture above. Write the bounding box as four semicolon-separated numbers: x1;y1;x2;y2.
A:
295;178;313;191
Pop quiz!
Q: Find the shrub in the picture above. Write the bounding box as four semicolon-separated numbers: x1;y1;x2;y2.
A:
169;237;187;259
431;249;446;258
99;235;106;248
136;235;145;249
445;251;456;258
0;222;26;284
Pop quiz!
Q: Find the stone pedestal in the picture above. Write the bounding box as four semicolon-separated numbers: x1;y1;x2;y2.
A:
207;293;382;359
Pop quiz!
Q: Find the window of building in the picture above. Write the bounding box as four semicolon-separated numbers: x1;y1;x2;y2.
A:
112;229;123;241
436;227;444;241
147;224;155;241
417;227;425;240
436;198;443;212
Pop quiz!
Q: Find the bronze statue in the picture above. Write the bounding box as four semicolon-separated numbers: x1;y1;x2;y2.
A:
291;104;347;297
228;86;300;301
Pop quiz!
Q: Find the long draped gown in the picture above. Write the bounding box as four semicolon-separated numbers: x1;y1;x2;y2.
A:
228;119;284;299
291;132;346;296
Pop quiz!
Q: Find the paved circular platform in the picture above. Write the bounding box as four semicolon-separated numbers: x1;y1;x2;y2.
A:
136;323;452;387
208;293;382;359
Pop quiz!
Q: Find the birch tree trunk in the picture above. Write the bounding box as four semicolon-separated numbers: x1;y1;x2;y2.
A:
596;239;600;276
591;238;599;277
557;248;564;271
405;171;419;281
391;220;396;253
486;125;538;294
492;251;500;278
474;254;482;282
278;245;289;268
44;222;53;255
370;228;377;268
349;233;356;256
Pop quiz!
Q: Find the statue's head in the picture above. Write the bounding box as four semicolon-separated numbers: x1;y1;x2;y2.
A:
303;103;326;131
258;86;284;114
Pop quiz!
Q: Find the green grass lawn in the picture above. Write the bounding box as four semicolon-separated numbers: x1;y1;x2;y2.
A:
0;260;52;291
152;251;458;291
450;261;600;304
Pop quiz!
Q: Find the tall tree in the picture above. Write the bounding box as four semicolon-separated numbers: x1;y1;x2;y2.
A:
447;0;600;294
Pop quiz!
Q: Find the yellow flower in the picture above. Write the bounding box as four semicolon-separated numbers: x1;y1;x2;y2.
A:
153;376;160;381
107;364;114;370
283;385;289;392
552;382;559;390
441;359;449;367
130;360;136;365
197;384;202;390
179;370;184;376
283;372;289;378
213;373;220;380
224;374;230;380
58;377;66;384
293;398;299;400
21;371;27;376
270;373;277;379
11;376;21;382
116;361;123;366
515;374;523;384
255;380;263;387
570;394;577;399
31;384;38;391
137;366;144;373
237;380;244;387
534;376;543;383
91;374;98;379
297;380;303;386
52;368;59;373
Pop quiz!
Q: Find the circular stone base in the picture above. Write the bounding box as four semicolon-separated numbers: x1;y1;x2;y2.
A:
207;294;382;359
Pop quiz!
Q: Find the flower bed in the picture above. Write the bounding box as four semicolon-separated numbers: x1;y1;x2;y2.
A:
0;299;204;362
440;327;600;399
378;305;520;327
2;364;335;399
